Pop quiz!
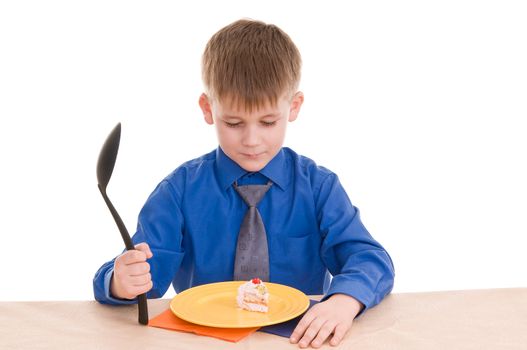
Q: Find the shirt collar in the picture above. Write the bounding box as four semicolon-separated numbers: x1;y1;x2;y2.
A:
215;147;290;191
259;148;289;191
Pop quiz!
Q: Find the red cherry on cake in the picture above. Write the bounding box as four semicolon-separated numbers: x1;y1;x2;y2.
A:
252;278;261;284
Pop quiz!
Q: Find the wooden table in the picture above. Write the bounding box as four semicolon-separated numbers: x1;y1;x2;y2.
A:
1;288;526;349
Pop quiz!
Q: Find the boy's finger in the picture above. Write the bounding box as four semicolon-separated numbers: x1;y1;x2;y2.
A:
298;318;326;348
128;261;150;276
120;250;148;265
311;321;336;348
129;281;153;297
290;313;316;343
130;273;152;286
134;242;153;258
329;323;349;346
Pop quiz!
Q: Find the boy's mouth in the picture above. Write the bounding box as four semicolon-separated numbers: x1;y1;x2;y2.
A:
241;152;265;159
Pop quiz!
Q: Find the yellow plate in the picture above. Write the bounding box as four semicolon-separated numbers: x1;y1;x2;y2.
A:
170;281;309;328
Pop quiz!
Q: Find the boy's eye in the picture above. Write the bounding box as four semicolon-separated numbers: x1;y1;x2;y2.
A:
261;121;276;127
225;121;242;128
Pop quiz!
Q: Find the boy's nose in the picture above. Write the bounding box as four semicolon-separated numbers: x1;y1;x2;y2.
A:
241;126;261;147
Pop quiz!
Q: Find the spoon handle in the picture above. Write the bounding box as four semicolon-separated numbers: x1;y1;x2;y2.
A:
137;294;149;325
98;184;149;325
98;184;134;250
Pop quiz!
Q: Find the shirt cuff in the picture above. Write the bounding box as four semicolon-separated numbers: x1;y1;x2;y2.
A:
103;267;136;305
321;276;375;317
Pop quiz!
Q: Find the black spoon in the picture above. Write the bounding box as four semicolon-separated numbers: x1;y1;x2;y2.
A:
96;122;149;325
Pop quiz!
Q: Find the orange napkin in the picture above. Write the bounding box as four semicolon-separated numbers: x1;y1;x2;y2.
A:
148;309;259;342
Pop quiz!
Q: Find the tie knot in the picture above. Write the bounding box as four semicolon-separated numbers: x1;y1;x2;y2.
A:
234;181;272;207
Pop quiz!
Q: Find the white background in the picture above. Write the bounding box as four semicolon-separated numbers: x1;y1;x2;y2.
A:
1;1;526;301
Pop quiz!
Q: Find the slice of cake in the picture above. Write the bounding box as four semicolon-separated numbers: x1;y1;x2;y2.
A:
236;278;269;313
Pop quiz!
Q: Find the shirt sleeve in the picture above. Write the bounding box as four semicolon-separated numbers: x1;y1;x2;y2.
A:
316;173;395;310
93;179;186;305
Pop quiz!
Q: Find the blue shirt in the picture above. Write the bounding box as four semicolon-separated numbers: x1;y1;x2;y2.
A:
93;147;395;310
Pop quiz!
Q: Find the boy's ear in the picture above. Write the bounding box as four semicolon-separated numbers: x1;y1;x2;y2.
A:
288;91;304;122
199;93;214;125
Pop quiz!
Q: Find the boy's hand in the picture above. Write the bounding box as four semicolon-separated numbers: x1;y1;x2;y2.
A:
110;243;153;300
290;294;364;348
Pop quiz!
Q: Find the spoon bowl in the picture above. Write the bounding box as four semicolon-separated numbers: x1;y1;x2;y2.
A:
96;123;121;192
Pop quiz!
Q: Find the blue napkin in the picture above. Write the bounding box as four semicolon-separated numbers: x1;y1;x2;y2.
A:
258;300;319;338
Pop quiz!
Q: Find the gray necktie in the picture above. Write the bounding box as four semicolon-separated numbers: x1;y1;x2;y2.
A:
233;180;272;282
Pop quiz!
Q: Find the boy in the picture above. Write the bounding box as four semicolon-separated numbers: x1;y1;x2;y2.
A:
94;19;394;348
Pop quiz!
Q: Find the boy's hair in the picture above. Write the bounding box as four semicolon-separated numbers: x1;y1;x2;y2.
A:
202;19;302;111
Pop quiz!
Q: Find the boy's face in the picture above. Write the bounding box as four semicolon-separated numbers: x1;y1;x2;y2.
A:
199;91;304;172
